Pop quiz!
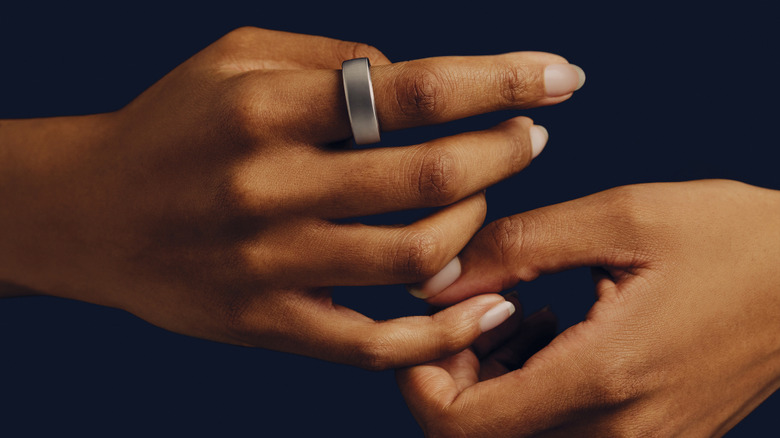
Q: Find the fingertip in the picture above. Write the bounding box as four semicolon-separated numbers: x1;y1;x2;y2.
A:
572;65;586;91
389;293;508;368
530;125;549;159
407;257;461;300
502;291;524;319
495;117;547;160
526;305;558;328
471;291;526;358
433;293;512;336
432;292;507;322
544;64;585;97
478;301;516;333
424;257;507;307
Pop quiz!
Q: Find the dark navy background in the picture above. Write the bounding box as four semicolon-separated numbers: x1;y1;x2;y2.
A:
1;2;778;436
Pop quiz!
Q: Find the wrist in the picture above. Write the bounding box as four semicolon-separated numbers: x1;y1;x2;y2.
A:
0;113;117;293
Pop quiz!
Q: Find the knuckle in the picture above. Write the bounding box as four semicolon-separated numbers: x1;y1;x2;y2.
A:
224;292;308;347
392;230;443;280
394;64;448;120
588;352;649;408
496;64;534;105
220;75;279;143
485;214;539;283
604;186;650;225
335;40;386;64
353;335;394;371
432;318;471;356
601;185;660;243
221;294;263;342
488;215;525;259
213;177;254;217
441;329;466;355
498;117;535;168
413;147;460;205
222;84;260;138
220;26;261;46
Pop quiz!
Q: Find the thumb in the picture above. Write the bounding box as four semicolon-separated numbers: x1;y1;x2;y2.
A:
421;187;650;306
395;349;476;426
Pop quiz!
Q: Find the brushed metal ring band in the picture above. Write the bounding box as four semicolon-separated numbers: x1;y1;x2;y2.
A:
342;57;381;145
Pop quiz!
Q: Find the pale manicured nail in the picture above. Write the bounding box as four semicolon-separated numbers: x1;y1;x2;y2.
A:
530;125;549;159
406;257;461;299
574;65;586;90
479;301;516;333
544;64;586;97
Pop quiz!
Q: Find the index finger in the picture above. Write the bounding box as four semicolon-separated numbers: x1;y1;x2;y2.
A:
374;52;584;130
261;51;585;143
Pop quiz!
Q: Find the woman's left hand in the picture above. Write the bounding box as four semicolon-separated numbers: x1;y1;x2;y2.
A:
0;27;581;370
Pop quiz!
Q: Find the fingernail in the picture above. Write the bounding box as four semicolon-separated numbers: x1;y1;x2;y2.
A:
544;64;586;97
406;257;461;299
479;301;516;333
530;125;549;159
527;305;552;321
574;65;586;90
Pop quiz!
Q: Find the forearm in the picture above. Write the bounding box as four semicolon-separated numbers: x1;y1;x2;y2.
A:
0;281;37;298
0;115;113;291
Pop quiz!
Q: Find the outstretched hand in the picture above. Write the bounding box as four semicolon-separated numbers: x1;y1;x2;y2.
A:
399;180;780;435
0;27;584;369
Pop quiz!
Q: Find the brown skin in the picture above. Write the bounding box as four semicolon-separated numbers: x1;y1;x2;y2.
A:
0;27;576;369
398;180;780;436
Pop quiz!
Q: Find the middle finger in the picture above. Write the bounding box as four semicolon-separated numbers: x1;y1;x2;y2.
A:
308;116;548;218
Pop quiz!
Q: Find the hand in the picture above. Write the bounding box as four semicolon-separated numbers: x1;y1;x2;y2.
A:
0;27;584;369
398;180;780;435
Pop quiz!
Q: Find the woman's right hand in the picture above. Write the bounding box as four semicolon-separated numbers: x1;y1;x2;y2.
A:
400;180;780;435
0;27;583;369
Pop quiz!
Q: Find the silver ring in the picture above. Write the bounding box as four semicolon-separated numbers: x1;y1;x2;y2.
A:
342;57;381;145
